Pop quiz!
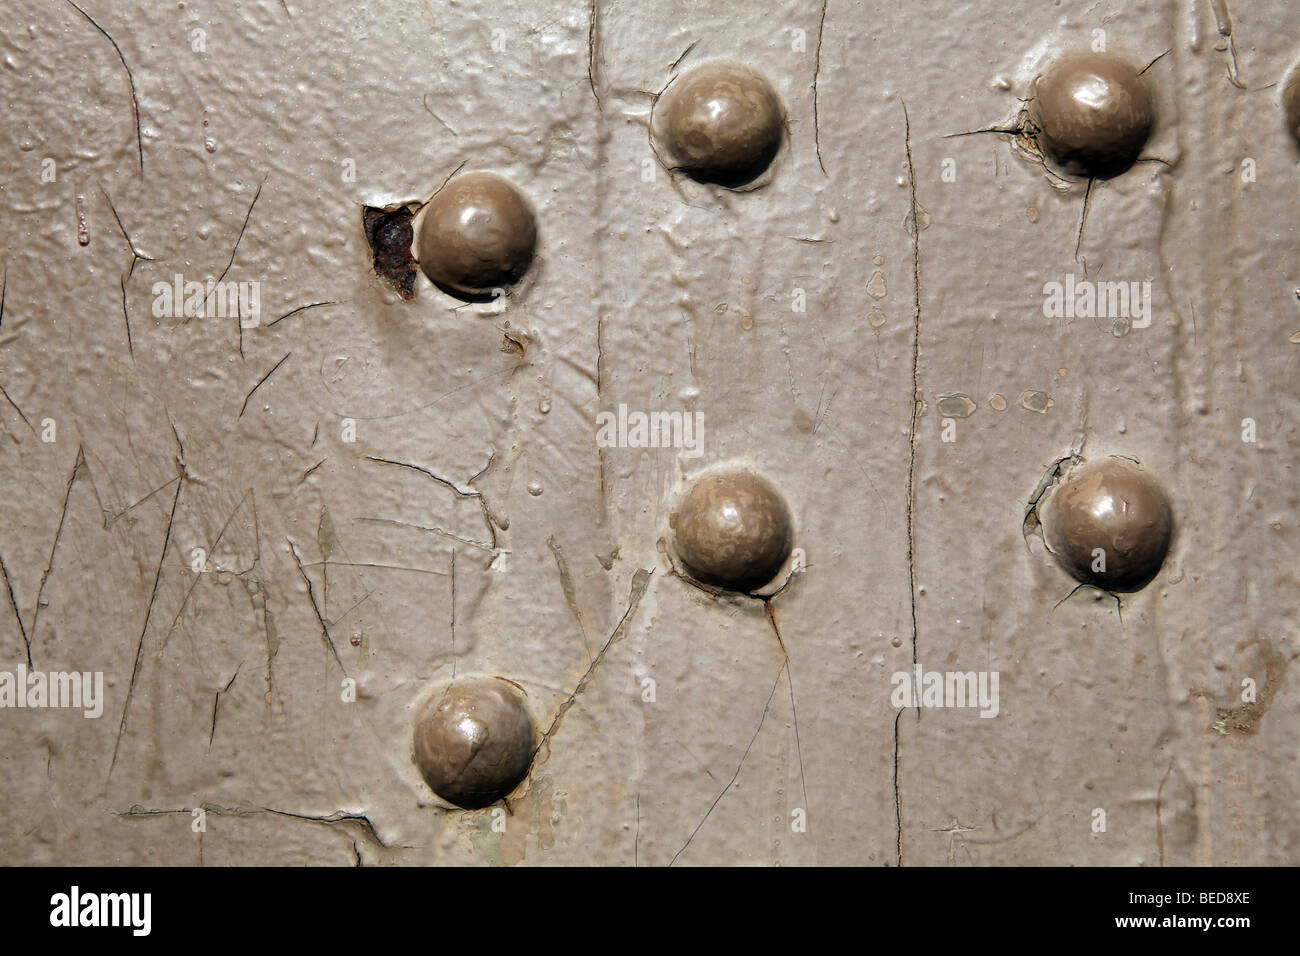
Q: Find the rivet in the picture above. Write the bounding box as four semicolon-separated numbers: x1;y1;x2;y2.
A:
417;172;537;296
655;62;785;186
1031;52;1154;177
670;468;793;593
1039;456;1173;591
1284;62;1300;145
413;677;535;810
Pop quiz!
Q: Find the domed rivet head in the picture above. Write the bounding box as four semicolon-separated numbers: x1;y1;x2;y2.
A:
1283;63;1300;145
1039;456;1173;591
655;62;785;186
413;677;535;810
1031;52;1154;177
417;172;537;296
670;468;793;593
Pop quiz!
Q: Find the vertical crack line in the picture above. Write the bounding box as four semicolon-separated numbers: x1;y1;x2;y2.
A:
764;600;808;823
587;0;603;111
208;663;240;751
30;445;88;658
204;177;265;359
813;0;829;176
449;548;456;680
671;658;787;866
893;706;904;866
0;550;31;667
65;1;143;178
786;658;810;824
109;472;183;783
101;186;153;361
1074;176;1095;262
549;534;592;661
902;100;922;673
288;538;345;674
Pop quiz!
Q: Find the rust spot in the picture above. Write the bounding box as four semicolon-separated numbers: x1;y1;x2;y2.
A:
362;203;418;299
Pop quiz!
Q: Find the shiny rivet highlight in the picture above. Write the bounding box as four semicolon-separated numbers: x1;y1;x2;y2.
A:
1031;52;1153;177
417;172;537;296
1039;456;1172;591
413;677;535;810
670;468;793;592
655;62;785;186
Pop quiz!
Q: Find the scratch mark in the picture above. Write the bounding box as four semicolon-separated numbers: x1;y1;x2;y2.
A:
238;351;291;418
533;569;652;762
422;93;459;136
365;454;501;552
1074;176;1095;262
208;664;241;750
100;186;153;361
65;1;143;177
109;469;183;782
157;489;253;660
266;301;338;328
288;538;344;673
205;178;265;358
587;0;603;110
1140;48;1171;76
356;517;492;552
0;550;31;667
671;658;786;866
117;803;402;851
0;383;35;434
668;38;699;73
813;0;829;176
548;534;592;661
29;446;89;659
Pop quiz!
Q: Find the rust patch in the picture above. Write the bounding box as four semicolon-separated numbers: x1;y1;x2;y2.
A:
362;203;418;299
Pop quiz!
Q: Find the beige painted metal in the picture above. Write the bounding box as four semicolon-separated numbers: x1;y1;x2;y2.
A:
0;0;1295;865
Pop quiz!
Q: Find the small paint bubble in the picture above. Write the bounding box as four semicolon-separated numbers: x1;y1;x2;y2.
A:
868;308;886;329
866;271;887;299
527;481;543;496
937;393;976;418
891;636;902;648
1019;390;1054;413
872;254;884;266
538;398;551;414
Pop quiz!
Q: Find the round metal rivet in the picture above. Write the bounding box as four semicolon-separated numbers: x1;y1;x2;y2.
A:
413;677;535;810
417;172;537;296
